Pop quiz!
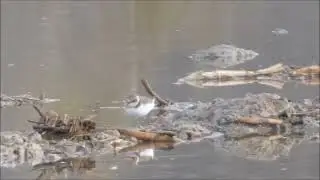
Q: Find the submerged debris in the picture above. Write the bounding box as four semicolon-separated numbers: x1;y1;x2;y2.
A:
28;105;96;140
175;63;285;87
272;28;289;36
188;44;259;68
0;93;60;108
174;64;320;89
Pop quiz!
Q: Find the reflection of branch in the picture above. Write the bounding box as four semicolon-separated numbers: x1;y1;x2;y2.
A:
33;158;95;180
0;93;60;108
141;79;171;106
118;141;175;154
225;132;277;141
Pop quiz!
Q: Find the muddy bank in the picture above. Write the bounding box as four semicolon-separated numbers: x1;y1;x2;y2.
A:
1;91;318;169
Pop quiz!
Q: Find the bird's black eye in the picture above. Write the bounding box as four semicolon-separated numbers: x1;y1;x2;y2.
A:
126;95;137;103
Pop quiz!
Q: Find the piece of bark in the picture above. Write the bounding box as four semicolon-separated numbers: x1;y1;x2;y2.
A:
236;116;283;125
117;129;176;142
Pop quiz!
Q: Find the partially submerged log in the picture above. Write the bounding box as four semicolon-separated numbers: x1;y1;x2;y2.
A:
117;129;176;142
291;65;320;76
175;63;285;85
180;77;285;89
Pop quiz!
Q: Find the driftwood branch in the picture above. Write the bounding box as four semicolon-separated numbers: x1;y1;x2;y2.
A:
236;116;283;125
141;79;171;106
117;129;176;142
32;105;46;119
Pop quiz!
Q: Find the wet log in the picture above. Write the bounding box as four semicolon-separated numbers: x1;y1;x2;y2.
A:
175;63;285;86
117;129;176;142
236;116;283;125
291;65;320;76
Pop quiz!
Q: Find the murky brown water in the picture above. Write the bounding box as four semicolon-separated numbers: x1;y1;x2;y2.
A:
1;1;319;179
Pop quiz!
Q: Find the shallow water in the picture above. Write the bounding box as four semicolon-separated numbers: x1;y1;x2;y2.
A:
1;1;319;179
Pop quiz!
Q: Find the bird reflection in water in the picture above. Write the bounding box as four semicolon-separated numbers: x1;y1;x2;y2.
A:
117;142;175;165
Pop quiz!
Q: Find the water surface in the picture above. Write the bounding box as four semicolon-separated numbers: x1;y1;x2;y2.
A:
1;1;319;179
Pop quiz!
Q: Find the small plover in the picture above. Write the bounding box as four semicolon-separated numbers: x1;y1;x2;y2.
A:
123;94;156;117
126;148;154;165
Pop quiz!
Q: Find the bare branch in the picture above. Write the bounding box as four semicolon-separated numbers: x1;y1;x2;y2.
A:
140;79;171;106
